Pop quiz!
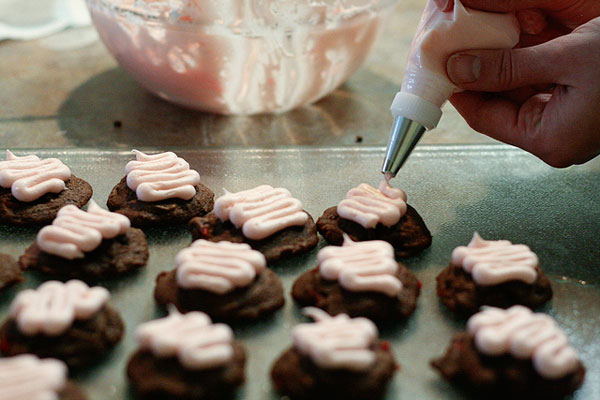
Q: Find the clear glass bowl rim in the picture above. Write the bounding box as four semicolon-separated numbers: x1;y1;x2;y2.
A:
86;0;401;30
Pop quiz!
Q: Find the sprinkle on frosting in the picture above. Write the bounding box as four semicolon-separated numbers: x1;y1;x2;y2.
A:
125;150;200;202
10;280;110;336
36;200;131;260
214;184;308;240
292;307;378;372
136;308;234;370
176;239;266;294
319;235;402;297
0;355;67;400
0;150;71;202
467;305;580;379
452;233;539;286
337;180;407;229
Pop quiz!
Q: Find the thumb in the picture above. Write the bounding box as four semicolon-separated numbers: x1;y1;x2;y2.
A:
446;38;569;92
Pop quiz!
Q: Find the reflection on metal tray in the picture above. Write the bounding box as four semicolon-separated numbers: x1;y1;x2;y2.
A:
0;145;598;399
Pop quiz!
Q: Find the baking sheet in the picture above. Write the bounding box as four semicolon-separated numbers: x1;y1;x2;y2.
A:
0;145;598;399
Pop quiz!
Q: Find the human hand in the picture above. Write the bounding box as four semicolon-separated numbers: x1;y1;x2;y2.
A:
435;0;600;167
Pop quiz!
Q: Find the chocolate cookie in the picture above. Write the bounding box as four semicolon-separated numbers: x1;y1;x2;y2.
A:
436;263;553;315
106;176;214;227
58;381;88;400
292;264;420;323
317;205;431;258
19;227;149;282
127;342;246;400
0;305;124;369
431;332;586;399
0;253;23;291
154;268;285;321
188;212;319;263
271;342;396;400
0;176;92;226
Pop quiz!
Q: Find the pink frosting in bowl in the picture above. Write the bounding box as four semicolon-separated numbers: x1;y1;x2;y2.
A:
86;0;398;114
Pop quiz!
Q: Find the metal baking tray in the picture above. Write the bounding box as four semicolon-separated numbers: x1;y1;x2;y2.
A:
0;145;598;399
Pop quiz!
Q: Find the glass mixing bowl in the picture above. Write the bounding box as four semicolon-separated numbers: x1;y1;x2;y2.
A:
87;0;398;114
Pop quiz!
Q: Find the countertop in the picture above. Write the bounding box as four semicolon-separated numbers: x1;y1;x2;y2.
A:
0;0;497;149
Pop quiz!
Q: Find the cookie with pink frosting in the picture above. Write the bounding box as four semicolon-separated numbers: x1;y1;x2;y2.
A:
431;305;585;398
188;184;318;263
436;233;552;315
292;236;420;324
0;150;92;226
106;150;214;227
0;355;87;399
154;239;285;321
127;308;246;399
18;200;149;281
316;180;431;258
0;280;124;369
271;308;397;400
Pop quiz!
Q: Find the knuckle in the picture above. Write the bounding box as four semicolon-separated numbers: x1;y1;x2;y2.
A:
497;49;518;89
516;97;545;138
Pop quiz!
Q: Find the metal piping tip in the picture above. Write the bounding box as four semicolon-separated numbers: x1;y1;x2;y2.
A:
381;116;427;178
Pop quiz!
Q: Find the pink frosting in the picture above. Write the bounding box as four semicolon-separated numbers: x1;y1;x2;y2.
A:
10;280;110;336
468;306;580;379
337;180;407;229
0;355;67;400
319;235;402;297
136;308;234;370
214;185;308;240
452;233;538;285
292;307;378;372
401;0;519;107
176;239;266;294
125;150;200;202
0;150;71;202
37;200;131;259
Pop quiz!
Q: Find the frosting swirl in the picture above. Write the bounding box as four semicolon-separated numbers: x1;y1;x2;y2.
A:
125;150;200;202
0;150;71;202
319;235;402;297
337;180;407;229
214;185;308;240
10;280;110;336
37;200;131;260
292;307;378;372
452;233;538;285
136;308;234;370
467;306;580;379
176;239;266;294
0;355;67;400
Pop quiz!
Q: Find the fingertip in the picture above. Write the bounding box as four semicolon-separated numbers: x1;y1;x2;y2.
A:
516;9;547;35
447;53;481;85
448;92;521;143
447;91;481;112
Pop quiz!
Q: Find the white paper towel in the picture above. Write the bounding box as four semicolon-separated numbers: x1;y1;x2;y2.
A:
0;0;90;41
